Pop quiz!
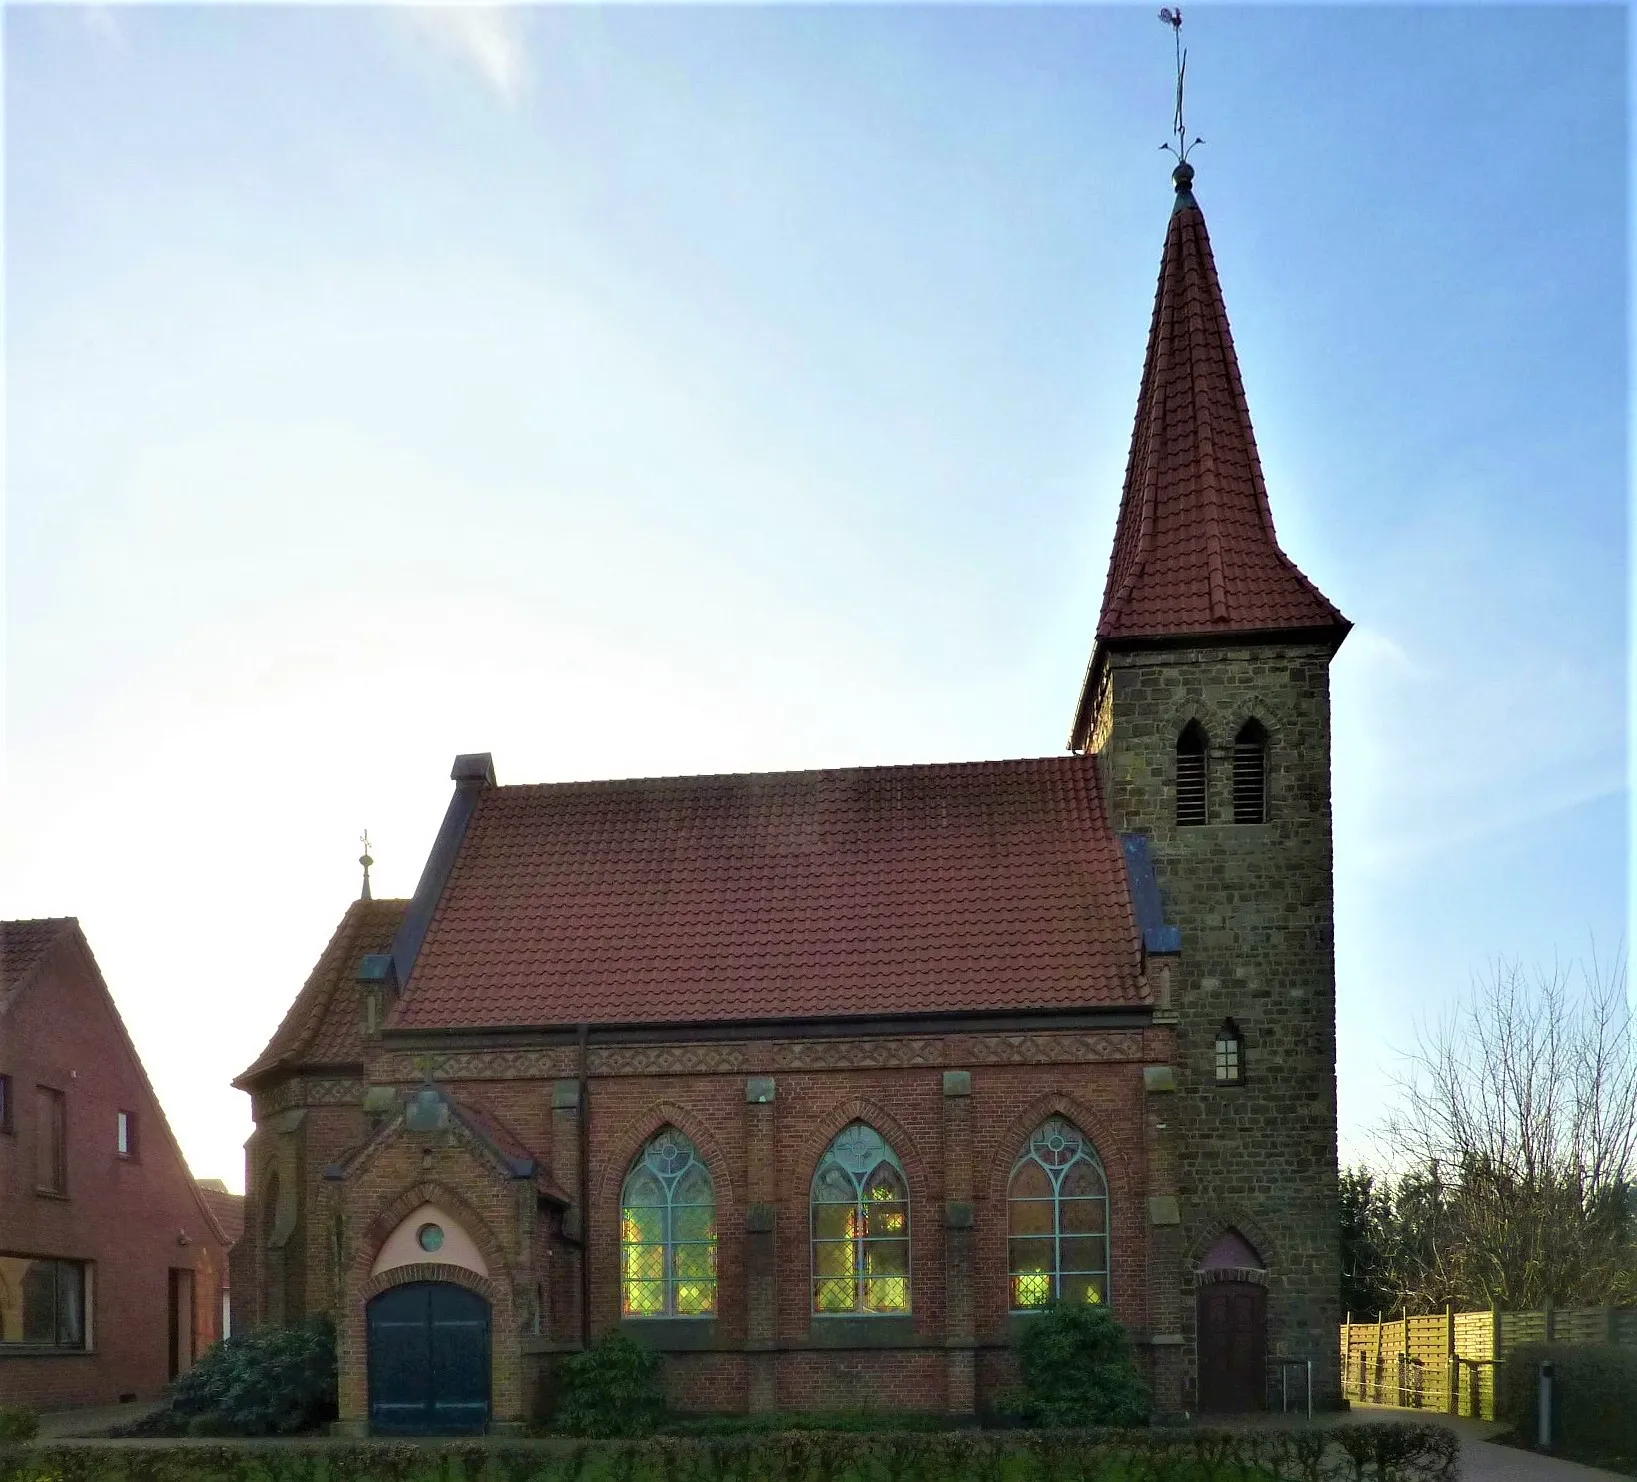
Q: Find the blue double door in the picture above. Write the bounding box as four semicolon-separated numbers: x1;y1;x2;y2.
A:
367;1282;491;1434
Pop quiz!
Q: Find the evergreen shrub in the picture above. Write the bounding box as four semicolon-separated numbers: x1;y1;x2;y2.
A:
1499;1342;1637;1461
999;1301;1151;1427
550;1332;667;1437
123;1315;337;1437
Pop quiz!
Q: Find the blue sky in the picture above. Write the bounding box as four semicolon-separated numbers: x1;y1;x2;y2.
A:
5;5;1627;1191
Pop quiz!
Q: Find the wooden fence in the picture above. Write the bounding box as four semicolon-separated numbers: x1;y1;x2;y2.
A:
1341;1304;1637;1420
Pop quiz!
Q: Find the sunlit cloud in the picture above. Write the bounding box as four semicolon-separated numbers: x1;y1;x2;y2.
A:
399;6;528;108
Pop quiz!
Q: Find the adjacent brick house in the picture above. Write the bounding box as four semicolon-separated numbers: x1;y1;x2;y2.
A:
235;164;1349;1432
1;918;231;1410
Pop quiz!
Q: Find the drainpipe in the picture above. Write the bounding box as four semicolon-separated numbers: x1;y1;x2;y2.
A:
578;1024;591;1350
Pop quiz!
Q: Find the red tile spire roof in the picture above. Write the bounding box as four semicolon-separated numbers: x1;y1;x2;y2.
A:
1072;163;1348;745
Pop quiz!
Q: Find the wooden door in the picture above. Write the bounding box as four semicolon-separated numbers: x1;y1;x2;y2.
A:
367;1282;491;1435
168;1269;194;1381
1197;1281;1266;1413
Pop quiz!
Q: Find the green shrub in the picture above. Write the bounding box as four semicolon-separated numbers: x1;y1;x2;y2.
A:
0;1409;37;1444
1499;1342;1637;1460
550;1332;667;1437
1003;1301;1151;1427
124;1315;337;1437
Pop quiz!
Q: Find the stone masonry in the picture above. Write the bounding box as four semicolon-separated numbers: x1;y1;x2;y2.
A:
1096;640;1343;1408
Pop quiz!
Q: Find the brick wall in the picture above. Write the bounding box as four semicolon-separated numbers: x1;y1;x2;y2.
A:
0;927;229;1410
251;1029;1168;1421
1099;641;1344;1407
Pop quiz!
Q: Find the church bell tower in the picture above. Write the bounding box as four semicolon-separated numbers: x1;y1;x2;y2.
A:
1073;159;1351;1411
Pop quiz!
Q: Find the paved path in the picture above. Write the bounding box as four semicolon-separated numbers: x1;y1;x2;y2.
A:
1350;1403;1628;1482
34;1401;159;1439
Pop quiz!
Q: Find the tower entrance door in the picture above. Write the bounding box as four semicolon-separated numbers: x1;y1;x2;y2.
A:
1197;1280;1266;1413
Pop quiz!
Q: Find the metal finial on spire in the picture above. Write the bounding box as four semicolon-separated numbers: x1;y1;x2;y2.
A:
359;830;374;901
1158;9;1204;174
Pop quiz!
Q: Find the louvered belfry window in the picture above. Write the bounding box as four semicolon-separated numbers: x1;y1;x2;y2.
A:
1233;719;1269;824
1175;722;1208;827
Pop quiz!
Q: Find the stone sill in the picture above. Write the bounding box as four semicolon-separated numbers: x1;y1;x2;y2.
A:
0;1345;94;1358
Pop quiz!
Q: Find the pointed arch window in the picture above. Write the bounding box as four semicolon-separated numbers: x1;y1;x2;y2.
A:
1215;1020;1245;1085
1176;722;1209;827
1008;1118;1109;1310
620;1128;717;1317
811;1123;910;1314
1233;719;1268;824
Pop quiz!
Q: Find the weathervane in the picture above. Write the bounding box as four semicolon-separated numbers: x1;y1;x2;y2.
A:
1158;9;1203;166
359;830;374;901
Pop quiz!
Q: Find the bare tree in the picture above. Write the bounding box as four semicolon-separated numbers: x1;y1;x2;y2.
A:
1378;951;1636;1309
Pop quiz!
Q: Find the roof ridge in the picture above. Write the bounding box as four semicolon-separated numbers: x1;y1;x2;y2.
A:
488;754;1093;796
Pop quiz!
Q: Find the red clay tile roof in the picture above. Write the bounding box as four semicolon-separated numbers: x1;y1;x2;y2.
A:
1;918;74;1004
1095;173;1347;650
238;898;409;1084
198;1186;246;1245
387;755;1144;1032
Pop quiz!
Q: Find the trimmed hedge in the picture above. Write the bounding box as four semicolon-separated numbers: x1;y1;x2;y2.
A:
1500;1342;1637;1459
0;1423;1459;1482
0;1412;36;1445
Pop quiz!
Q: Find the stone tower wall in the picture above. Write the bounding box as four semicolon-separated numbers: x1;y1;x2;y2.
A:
1100;639;1342;1409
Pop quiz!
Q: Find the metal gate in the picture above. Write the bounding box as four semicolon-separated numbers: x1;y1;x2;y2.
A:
367;1281;491;1435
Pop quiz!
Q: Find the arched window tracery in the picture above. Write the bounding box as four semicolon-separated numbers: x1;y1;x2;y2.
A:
811;1122;910;1314
1007;1117;1109;1310
620;1128;717;1317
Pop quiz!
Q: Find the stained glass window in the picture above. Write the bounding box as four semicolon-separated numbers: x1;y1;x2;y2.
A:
1008;1118;1109;1310
811;1122;910;1314
620;1128;717;1318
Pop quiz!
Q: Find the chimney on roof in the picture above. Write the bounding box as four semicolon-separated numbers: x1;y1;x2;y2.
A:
452;753;496;789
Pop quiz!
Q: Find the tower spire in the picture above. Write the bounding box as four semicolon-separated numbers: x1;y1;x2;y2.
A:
359;831;374;902
1069;123;1348;750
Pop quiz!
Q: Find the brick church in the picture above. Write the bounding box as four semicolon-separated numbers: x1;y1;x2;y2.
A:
234;159;1349;1433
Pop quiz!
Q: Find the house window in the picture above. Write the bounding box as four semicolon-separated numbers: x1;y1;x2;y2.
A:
0;1075;11;1134
116;1111;137;1159
1176;722;1209;827
1233;719;1269;824
1215;1021;1245;1085
0;1255;87;1348
1008;1117;1109;1310
620;1128;716;1318
35;1086;66;1195
811;1122;910;1314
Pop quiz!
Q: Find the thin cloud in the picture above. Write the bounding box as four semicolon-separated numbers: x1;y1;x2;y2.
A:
399;7;528;108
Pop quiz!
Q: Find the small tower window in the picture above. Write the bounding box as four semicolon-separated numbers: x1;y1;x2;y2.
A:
1214;1020;1245;1085
1233;719;1268;824
1176;722;1208;827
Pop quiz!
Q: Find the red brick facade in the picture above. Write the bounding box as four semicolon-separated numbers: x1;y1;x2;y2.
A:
1;920;230;1410
239;1016;1182;1426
